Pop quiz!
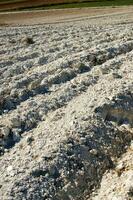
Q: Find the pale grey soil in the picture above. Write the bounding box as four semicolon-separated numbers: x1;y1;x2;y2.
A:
0;11;133;200
91;145;133;200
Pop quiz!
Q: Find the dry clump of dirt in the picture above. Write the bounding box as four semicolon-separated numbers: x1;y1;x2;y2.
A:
90;142;133;200
21;36;34;45
0;11;133;200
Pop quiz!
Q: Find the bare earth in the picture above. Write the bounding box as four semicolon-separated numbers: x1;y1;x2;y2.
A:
0;6;133;200
0;6;133;26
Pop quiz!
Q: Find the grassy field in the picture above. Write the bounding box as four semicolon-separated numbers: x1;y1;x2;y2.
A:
0;0;24;3
0;0;101;4
0;0;133;11
36;0;133;9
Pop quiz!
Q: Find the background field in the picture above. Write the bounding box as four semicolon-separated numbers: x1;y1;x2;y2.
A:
0;0;133;11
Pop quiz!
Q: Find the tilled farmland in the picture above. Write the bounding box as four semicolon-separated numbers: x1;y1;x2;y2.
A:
0;11;133;200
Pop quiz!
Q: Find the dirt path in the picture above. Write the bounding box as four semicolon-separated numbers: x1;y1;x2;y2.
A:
0;6;133;26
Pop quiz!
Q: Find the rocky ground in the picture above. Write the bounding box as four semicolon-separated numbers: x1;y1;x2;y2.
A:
0;10;133;200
